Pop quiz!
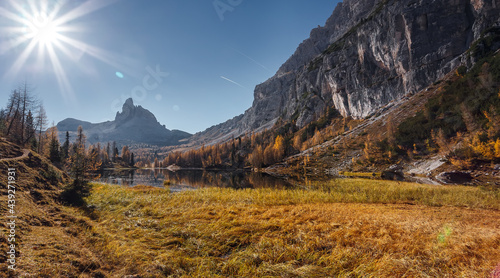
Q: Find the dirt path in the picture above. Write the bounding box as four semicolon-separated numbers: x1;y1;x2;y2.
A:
0;149;30;162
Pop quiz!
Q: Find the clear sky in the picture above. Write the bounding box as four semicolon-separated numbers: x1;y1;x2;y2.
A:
0;0;340;134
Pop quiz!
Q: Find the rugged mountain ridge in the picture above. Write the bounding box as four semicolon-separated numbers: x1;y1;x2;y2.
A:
57;98;191;146
190;0;500;145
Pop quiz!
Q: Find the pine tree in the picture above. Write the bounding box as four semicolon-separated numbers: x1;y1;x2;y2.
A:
24;110;36;145
48;127;61;164
106;142;111;161
62;127;91;206
61;131;70;160
67;126;88;181
112;141;118;162
130;153;135;167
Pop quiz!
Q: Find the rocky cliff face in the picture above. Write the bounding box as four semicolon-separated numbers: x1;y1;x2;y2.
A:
191;0;500;145
57;98;191;146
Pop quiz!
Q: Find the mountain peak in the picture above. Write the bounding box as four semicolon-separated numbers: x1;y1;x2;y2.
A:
124;98;134;108
115;98;156;124
57;98;191;146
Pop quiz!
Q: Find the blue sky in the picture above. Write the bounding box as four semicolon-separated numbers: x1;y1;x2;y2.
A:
0;0;340;134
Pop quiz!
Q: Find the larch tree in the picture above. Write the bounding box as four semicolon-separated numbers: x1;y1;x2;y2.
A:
68;125;88;181
122;145;131;165
36;104;48;154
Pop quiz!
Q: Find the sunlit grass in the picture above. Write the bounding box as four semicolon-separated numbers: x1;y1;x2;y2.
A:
84;179;500;277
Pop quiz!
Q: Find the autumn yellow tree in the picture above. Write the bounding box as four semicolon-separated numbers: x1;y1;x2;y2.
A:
292;133;303;151
122;145;131;165
495;138;500;159
273;135;286;162
249;145;264;169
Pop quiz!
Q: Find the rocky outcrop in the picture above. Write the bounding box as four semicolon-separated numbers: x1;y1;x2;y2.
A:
57;98;191;146
191;0;500;145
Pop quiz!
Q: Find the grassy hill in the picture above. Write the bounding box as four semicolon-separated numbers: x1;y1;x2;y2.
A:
0;138;111;277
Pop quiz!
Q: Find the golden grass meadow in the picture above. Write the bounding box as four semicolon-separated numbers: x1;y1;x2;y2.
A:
78;179;500;277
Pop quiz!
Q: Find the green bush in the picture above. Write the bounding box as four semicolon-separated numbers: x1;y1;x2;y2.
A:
60;179;91;207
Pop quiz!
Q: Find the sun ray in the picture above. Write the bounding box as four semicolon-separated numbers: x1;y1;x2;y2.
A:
51;38;77;62
35;37;47;69
52;0;119;27
0;32;31;55
26;0;39;16
0;26;26;33
46;42;75;102
56;35;136;75
0;6;29;25
4;39;37;79
9;1;33;23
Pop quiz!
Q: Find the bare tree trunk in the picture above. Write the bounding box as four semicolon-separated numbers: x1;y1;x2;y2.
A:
20;84;28;144
5;90;20;137
36;105;47;154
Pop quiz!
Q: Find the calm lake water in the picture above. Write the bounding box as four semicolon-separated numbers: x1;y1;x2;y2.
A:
96;169;293;191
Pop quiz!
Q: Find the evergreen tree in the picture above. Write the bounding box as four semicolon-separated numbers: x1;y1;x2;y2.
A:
112;141;118;162
130;152;135;167
106;142;111;162
61;131;70;160
24;110;36;144
48;127;61;164
68;126;87;181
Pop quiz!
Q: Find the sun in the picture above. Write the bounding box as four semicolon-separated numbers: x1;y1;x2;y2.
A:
0;0;121;101
27;12;61;47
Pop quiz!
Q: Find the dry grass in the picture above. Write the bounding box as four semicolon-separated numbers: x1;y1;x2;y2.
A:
0;143;111;277
84;180;500;277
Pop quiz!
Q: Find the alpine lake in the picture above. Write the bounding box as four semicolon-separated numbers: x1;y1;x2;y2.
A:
96;168;294;192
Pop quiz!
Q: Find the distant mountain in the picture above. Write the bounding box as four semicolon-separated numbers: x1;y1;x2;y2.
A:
57;98;191;146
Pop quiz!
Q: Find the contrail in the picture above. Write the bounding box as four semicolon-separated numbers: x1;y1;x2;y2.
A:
220;76;249;90
233;49;273;73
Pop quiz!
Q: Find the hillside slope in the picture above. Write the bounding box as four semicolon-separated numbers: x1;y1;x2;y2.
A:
0;138;112;277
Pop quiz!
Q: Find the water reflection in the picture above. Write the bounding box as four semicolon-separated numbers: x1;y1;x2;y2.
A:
97;169;292;190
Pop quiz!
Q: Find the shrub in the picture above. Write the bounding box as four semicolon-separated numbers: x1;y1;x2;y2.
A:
60;179;91;207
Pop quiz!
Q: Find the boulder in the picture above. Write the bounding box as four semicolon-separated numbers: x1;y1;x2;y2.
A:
436;171;473;184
